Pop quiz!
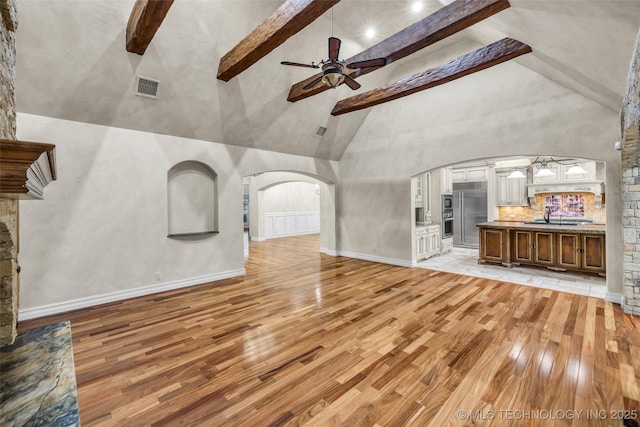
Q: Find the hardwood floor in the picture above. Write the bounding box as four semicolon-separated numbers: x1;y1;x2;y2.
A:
19;234;640;426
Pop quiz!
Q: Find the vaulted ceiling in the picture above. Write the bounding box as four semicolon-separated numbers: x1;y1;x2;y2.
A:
15;0;640;160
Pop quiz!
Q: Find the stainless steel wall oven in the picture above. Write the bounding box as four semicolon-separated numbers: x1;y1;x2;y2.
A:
442;194;454;238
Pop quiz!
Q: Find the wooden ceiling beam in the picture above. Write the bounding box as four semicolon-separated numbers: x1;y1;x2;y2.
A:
217;0;340;82
126;0;175;55
331;38;531;116
287;0;510;103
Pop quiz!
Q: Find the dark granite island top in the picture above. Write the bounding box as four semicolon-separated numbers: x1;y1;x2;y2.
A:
477;221;606;234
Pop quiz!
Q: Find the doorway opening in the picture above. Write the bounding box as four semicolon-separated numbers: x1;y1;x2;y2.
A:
242;171;336;260
411;155;607;298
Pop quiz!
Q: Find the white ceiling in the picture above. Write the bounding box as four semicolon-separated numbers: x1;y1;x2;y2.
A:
14;0;640;160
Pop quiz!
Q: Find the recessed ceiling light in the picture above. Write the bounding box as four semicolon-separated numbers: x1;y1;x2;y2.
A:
412;2;423;12
365;28;375;39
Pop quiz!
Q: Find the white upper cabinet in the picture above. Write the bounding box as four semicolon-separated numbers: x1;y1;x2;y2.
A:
496;169;528;206
415;174;423;207
413;172;432;224
451;169;466;182
531;164;561;183
562;162;597;182
440;167;453;194
452;166;488;183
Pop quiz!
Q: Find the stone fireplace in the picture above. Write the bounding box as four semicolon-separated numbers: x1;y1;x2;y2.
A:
0;0;19;347
622;30;640;315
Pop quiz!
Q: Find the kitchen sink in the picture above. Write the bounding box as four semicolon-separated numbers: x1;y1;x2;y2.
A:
523;220;583;226
524;221;578;226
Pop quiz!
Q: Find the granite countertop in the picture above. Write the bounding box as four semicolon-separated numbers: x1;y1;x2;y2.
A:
477;221;606;234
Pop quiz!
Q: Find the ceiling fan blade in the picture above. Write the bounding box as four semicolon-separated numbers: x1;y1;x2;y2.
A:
349;68;363;79
281;61;319;69
346;57;387;69
302;75;324;90
329;37;341;61
343;74;361;90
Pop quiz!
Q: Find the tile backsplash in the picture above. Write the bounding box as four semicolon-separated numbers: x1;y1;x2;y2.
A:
498;192;605;223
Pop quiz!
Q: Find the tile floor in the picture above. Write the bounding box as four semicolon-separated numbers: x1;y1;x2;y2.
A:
418;247;606;299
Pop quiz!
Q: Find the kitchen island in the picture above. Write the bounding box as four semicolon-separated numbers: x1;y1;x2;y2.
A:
477;221;605;276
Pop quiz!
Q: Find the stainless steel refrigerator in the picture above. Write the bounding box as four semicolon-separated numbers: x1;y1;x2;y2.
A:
453;181;488;248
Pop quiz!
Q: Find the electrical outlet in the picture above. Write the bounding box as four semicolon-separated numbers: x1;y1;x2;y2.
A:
155;272;162;281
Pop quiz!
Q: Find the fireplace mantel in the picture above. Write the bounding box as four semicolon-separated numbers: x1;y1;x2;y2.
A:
0;139;57;199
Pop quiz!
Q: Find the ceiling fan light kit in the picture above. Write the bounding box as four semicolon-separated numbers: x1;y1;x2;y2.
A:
281;9;387;92
321;63;345;88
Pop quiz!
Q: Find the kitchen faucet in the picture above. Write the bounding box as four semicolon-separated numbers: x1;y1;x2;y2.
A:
544;207;551;224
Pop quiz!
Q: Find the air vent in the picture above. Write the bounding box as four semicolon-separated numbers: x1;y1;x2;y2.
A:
135;76;159;99
314;126;327;137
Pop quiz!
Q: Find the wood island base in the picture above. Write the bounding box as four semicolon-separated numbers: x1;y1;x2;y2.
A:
477;222;606;277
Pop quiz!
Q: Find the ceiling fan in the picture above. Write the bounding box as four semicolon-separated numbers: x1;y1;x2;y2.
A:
281;36;387;90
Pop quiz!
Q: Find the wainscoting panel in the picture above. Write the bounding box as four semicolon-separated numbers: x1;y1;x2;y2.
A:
264;211;320;239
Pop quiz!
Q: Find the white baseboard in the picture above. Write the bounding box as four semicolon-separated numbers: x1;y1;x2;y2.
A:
18;269;246;321
320;247;338;256
336;251;413;268
266;230;319;240
605;292;624;305
252;236;266;242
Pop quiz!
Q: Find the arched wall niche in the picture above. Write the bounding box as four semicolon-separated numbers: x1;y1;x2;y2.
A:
167;161;218;238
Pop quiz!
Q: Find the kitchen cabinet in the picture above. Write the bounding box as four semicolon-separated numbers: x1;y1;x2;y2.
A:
441;237;453;254
531;164;561;183
512;230;533;263
496;170;527;206
529;161;602;211
534;232;555;266
557;233;605;274
414;172;432;223
512;230;555;266
415;174;423;207
440;167;453;194
423;172;431;223
562;162;596;182
557;233;580;269
479;227;509;265
478;223;605;276
452;166;488;183
532;161;596;183
416;225;440;260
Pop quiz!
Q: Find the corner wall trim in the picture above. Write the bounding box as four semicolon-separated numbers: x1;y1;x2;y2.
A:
336;251;413;268
320;247;338;256
18;269;246;321
605;292;624;305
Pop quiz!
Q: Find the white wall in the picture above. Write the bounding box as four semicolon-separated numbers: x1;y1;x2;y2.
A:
262;182;320;239
247;172;335;251
337;55;623;295
16;114;338;314
263;182;319;213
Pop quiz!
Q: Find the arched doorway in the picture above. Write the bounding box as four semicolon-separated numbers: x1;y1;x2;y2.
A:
412;155;608;299
242;171;336;259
